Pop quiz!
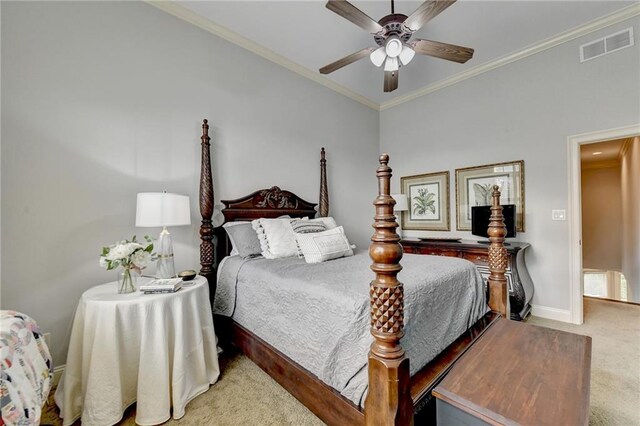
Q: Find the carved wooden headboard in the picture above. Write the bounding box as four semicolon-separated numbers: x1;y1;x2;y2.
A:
213;186;318;260
198;119;329;295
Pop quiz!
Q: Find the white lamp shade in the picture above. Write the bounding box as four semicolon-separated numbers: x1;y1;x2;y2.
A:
391;194;409;212
370;46;386;67
399;45;415;66
384;56;399;72
136;192;191;227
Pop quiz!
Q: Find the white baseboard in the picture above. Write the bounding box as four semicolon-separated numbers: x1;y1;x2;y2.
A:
530;304;573;323
52;364;65;388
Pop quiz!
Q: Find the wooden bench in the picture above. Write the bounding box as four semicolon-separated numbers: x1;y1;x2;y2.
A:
433;319;592;425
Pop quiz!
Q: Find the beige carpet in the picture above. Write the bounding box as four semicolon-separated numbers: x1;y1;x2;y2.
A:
42;298;638;425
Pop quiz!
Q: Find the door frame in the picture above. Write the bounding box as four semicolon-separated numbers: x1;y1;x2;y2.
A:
567;124;640;324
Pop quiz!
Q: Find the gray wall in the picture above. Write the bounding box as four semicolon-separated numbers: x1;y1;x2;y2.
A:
1;1;379;365
380;17;640;313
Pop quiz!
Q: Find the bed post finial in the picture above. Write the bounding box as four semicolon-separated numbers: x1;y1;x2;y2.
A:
487;185;510;318
319;147;329;217
365;153;413;426
199;119;215;291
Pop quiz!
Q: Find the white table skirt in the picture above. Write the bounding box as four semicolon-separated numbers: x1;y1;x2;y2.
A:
54;276;219;426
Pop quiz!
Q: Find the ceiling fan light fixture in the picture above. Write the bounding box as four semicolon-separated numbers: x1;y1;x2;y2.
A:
370;46;386;67
384;56;399;72
399;45;415;66
385;36;403;58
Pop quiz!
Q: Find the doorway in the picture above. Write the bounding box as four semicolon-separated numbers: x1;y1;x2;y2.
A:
568;125;640;324
580;138;629;302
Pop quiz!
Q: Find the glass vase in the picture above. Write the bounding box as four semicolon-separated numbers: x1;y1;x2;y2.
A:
118;267;138;294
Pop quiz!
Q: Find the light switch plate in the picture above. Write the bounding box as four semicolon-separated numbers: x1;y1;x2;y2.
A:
552;210;566;221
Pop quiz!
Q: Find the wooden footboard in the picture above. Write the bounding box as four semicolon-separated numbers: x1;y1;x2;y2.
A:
363;155;509;425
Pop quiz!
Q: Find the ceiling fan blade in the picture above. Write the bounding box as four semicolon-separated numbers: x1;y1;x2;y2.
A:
326;0;384;34
404;0;456;32
384;70;399;92
410;39;474;63
319;47;375;74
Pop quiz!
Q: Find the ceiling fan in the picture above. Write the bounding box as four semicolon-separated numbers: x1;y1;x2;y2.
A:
319;0;474;92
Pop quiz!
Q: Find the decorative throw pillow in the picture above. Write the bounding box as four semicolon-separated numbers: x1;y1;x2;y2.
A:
316;216;338;230
251;218;299;259
294;226;354;264
291;219;327;234
222;222;262;259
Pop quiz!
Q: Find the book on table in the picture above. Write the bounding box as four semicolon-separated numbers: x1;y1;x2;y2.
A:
140;278;183;294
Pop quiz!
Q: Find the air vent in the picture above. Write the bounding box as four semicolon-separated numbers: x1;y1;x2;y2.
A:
580;27;634;62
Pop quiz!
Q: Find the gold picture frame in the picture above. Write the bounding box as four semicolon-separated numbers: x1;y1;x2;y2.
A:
455;160;525;232
401;171;450;231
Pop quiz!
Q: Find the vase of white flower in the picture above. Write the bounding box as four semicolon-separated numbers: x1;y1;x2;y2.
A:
100;236;156;294
118;267;139;294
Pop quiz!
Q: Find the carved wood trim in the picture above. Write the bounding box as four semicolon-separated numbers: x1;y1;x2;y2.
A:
364;154;413;426
219;186;317;224
319;147;329;217
199;119;215;292
487;185;510;318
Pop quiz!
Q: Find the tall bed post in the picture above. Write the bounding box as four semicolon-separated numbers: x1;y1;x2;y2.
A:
199;119;216;295
319;147;329;217
365;154;413;426
487;185;510;318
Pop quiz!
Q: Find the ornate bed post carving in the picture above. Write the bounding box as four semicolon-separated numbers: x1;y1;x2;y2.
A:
319;147;329;217
364;154;413;426
199;119;216;294
487;185;510;318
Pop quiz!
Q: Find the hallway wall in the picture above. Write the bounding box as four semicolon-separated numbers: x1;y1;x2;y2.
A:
581;165;623;272
621;137;640;301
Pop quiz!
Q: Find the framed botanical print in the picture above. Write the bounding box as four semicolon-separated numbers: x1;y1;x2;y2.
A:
401;171;450;231
455;160;525;232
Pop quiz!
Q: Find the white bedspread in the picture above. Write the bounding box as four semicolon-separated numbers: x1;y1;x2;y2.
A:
215;250;488;406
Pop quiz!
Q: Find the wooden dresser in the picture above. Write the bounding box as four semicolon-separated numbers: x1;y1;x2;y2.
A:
400;239;534;321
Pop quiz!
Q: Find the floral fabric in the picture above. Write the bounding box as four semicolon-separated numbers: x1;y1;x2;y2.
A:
1;310;52;426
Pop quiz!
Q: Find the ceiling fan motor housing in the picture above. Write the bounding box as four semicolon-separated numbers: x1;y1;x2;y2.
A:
374;14;412;46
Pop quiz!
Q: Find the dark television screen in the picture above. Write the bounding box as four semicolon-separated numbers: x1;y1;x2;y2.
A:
471;205;517;238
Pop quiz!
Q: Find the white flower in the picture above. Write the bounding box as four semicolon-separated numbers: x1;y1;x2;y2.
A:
131;250;151;269
106;242;143;261
99;256;108;268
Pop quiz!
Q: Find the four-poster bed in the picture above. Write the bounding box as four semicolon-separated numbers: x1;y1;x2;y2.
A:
197;119;510;425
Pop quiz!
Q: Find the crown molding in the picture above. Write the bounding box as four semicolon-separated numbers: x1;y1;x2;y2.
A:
146;1;380;111
148;1;639;113
380;3;640;110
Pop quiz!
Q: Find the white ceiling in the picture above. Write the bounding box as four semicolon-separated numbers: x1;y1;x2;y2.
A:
177;1;634;104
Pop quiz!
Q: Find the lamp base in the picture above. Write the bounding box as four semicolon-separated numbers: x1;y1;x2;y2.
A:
156;227;176;278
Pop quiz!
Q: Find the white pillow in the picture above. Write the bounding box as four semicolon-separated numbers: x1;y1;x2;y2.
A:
252;218;298;259
294;226;354;264
315;216;338;230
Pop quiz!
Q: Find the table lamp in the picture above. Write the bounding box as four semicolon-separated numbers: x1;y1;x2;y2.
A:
136;192;191;278
391;193;409;238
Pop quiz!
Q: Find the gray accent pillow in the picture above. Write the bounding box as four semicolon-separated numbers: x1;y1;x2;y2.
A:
223;222;262;259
